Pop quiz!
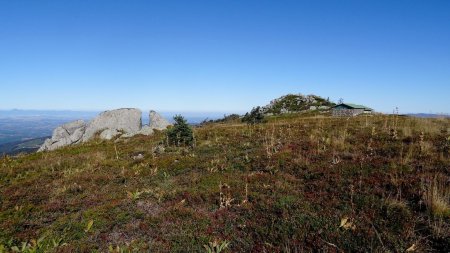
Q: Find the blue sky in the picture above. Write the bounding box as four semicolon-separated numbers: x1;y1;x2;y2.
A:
0;0;449;114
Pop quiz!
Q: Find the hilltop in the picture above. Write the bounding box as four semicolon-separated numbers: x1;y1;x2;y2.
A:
261;94;335;114
0;112;449;252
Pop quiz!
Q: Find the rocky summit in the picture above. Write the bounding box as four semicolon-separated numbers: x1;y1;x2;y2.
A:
261;93;335;114
38;108;170;151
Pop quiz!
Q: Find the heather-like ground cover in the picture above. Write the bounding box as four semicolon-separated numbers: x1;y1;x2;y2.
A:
0;114;449;252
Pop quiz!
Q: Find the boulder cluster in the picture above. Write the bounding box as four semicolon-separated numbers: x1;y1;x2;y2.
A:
38;109;171;152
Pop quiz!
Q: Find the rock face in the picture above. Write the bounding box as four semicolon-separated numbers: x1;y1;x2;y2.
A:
82;108;142;142
38;120;87;151
138;125;154;136
39;108;171;152
99;129;121;140
149;110;171;130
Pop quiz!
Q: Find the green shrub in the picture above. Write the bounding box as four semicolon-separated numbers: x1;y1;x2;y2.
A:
167;115;194;146
242;107;265;124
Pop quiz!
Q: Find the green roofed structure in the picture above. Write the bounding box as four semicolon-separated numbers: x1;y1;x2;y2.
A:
332;103;374;117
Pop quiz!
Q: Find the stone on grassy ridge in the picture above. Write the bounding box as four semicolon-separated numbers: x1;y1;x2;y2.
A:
38;120;86;151
99;129;121;140
82;108;142;141
138;125;154;136
39;108;171;152
149;110;171;130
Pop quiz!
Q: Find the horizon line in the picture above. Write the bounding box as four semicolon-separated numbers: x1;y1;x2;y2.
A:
0;108;247;113
0;108;449;116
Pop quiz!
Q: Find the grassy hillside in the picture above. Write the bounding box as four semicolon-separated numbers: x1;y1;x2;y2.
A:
0;114;449;252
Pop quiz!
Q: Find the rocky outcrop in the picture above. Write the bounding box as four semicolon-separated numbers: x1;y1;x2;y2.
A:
138;125;154;136
149;110;171;130
39;108;171;152
99;129;121;140
261;94;335;114
82;108;142;141
38;120;86;151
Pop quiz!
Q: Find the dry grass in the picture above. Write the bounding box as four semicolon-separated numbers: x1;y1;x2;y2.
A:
0;114;449;252
422;174;450;218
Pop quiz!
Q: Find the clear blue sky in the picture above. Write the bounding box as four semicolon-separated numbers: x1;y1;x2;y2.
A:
1;0;449;114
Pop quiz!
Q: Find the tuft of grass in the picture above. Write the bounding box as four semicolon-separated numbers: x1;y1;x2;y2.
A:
203;239;230;253
422;175;450;218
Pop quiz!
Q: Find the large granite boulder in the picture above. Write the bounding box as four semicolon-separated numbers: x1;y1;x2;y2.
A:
38;120;86;151
149;110;171;130
82;108;142;141
38;108;170;152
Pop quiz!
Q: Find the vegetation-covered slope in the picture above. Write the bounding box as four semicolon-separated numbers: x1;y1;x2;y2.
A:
262;94;335;114
0;114;449;252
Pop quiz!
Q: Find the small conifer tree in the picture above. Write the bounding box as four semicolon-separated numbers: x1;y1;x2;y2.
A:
242;106;266;124
167;115;194;146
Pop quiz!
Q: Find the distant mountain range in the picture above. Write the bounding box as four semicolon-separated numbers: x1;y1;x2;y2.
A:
0;109;100;119
0;110;231;123
405;113;450;118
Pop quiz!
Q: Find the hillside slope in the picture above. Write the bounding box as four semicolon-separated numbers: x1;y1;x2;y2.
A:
0;114;449;252
262;94;335;114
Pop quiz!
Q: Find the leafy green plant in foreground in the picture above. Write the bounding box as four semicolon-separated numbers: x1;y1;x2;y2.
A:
0;236;65;253
203;240;230;253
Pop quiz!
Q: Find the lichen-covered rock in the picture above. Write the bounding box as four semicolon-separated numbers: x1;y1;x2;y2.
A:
82;108;142;141
38;120;86;151
99;129;121;140
149;110;171;130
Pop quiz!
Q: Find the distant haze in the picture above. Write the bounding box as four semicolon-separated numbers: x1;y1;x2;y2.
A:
0;109;237;123
0;110;232;145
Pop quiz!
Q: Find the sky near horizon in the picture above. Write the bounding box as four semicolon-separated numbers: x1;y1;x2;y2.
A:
1;0;449;114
